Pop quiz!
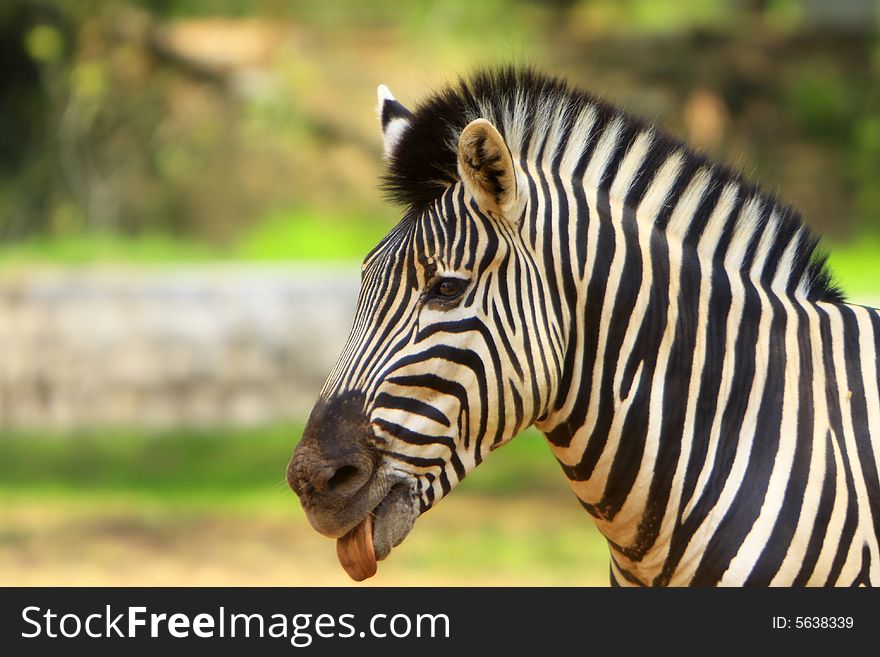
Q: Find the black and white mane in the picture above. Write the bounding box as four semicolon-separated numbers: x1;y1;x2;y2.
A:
380;67;843;304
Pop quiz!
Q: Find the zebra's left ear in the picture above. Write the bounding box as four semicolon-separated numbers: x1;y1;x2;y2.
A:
377;84;413;159
457;118;525;224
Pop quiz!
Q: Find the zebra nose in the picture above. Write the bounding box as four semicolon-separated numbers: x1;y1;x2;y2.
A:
287;391;377;502
292;454;373;499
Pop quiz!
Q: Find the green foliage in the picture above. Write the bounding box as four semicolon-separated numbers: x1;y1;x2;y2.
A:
0;209;395;266
1;0;878;252
0;425;563;500
0;233;220;267
238;209;392;261
23;24;63;63
824;237;880;303
0;425;298;497
787;69;854;140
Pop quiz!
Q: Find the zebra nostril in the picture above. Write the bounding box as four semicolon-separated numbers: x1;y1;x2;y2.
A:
308;459;371;498
327;465;361;492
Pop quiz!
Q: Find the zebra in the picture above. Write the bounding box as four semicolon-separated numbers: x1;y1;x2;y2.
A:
288;68;880;586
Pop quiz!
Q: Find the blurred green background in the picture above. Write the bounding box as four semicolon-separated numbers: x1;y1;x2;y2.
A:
1;0;878;586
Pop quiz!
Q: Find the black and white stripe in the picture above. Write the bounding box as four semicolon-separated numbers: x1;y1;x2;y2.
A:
319;68;880;586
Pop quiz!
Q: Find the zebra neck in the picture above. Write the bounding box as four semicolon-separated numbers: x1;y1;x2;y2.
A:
531;157;814;579
531;133;823;445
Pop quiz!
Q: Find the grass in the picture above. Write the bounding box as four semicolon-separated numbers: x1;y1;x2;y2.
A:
237;209;392;262
0;426;609;586
0;424;299;500
0;233;222;268
0;209;391;269
0;425;563;500
823;236;880;304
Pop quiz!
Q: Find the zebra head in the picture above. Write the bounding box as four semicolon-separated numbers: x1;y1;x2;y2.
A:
288;78;562;574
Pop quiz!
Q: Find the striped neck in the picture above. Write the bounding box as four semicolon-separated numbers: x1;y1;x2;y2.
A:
522;115;838;583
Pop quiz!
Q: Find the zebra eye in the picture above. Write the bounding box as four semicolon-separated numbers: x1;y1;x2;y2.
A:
430;278;466;301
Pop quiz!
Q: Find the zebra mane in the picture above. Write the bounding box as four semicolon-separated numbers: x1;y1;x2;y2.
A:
381;67;843;304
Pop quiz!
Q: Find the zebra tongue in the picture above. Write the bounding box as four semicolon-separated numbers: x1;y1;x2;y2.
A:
336;514;377;581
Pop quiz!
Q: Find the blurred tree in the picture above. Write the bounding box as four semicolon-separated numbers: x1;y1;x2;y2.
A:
0;0;877;248
0;1;68;239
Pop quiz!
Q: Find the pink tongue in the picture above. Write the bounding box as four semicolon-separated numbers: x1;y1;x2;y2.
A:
336;514;377;581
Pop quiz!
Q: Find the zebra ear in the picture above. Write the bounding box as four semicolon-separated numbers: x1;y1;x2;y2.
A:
457;118;523;223
377;84;413;159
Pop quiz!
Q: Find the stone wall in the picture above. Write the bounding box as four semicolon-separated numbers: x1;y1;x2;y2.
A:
2;266;877;432
0;266;359;430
